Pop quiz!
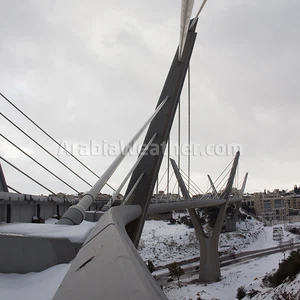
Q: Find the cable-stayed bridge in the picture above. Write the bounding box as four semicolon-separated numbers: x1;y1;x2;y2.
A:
0;1;248;299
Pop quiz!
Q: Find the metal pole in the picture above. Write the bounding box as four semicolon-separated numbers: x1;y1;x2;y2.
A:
167;139;170;202
0;93;116;192
178;0;195;61
190;0;208;29
156;175;158;204
187;64;191;195
57;97;169;225
240;172;248;197
178;99;181;199
123;173;145;205
108;133;157;207
0;156;58;196
207;174;218;197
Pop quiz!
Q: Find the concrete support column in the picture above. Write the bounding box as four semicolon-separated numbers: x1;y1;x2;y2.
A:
225;202;241;232
225;172;248;232
188;207;225;282
6;203;11;223
170;152;240;283
37;203;41;219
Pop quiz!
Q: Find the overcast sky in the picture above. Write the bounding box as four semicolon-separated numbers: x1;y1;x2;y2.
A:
1;0;299;196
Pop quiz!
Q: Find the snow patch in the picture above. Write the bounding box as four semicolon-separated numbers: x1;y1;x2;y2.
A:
0;220;96;243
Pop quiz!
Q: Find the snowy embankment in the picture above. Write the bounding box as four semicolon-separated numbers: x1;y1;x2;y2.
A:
1;216;299;300
138;213;264;266
163;222;300;300
251;273;300;299
164;250;293;300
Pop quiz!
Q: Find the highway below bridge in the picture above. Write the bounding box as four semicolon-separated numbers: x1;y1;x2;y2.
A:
154;242;300;285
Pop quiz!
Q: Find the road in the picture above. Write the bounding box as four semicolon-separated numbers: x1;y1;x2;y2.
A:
154;241;300;285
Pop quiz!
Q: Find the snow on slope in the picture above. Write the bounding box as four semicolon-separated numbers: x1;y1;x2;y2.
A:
163;221;300;300
138;219;198;265
244;223;299;252
1;216;299;300
250;273;300;299
164;251;291;300
138;214;264;266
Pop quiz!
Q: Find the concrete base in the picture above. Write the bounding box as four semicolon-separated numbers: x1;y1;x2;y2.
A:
225;217;237;232
0;234;82;273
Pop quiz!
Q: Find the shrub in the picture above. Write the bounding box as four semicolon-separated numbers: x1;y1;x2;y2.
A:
146;260;155;273
179;215;194;228
169;217;176;225
262;272;274;287
290;228;298;234
241;214;247;221
236;286;246;299
273;291;300;300
247;289;260;298
265;249;300;287
168;262;185;285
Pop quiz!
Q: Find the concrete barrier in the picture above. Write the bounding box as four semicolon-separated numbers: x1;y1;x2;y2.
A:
0;234;82;273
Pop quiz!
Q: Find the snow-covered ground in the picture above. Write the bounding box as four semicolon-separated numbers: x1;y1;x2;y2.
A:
164;250;295;300
0;216;300;299
251;273;300;299
243;223;298;252
138;214;264;266
139;215;300;268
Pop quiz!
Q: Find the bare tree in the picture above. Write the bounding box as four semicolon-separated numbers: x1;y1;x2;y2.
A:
168;262;185;285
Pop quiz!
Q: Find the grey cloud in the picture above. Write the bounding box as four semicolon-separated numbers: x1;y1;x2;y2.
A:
0;0;299;195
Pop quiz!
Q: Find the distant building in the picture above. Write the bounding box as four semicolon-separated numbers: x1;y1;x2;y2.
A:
95;193;112;201
151;192;181;203
286;195;300;210
251;191;288;221
243;193;255;212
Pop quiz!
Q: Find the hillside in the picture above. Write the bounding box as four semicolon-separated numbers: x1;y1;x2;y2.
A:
138;213;264;266
1;215;299;300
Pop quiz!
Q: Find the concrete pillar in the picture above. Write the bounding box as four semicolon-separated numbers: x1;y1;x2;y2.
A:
6;203;11;223
225;173;248;232
188;206;226;282
37;203;41;219
225;202;241;232
170;152;240;282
